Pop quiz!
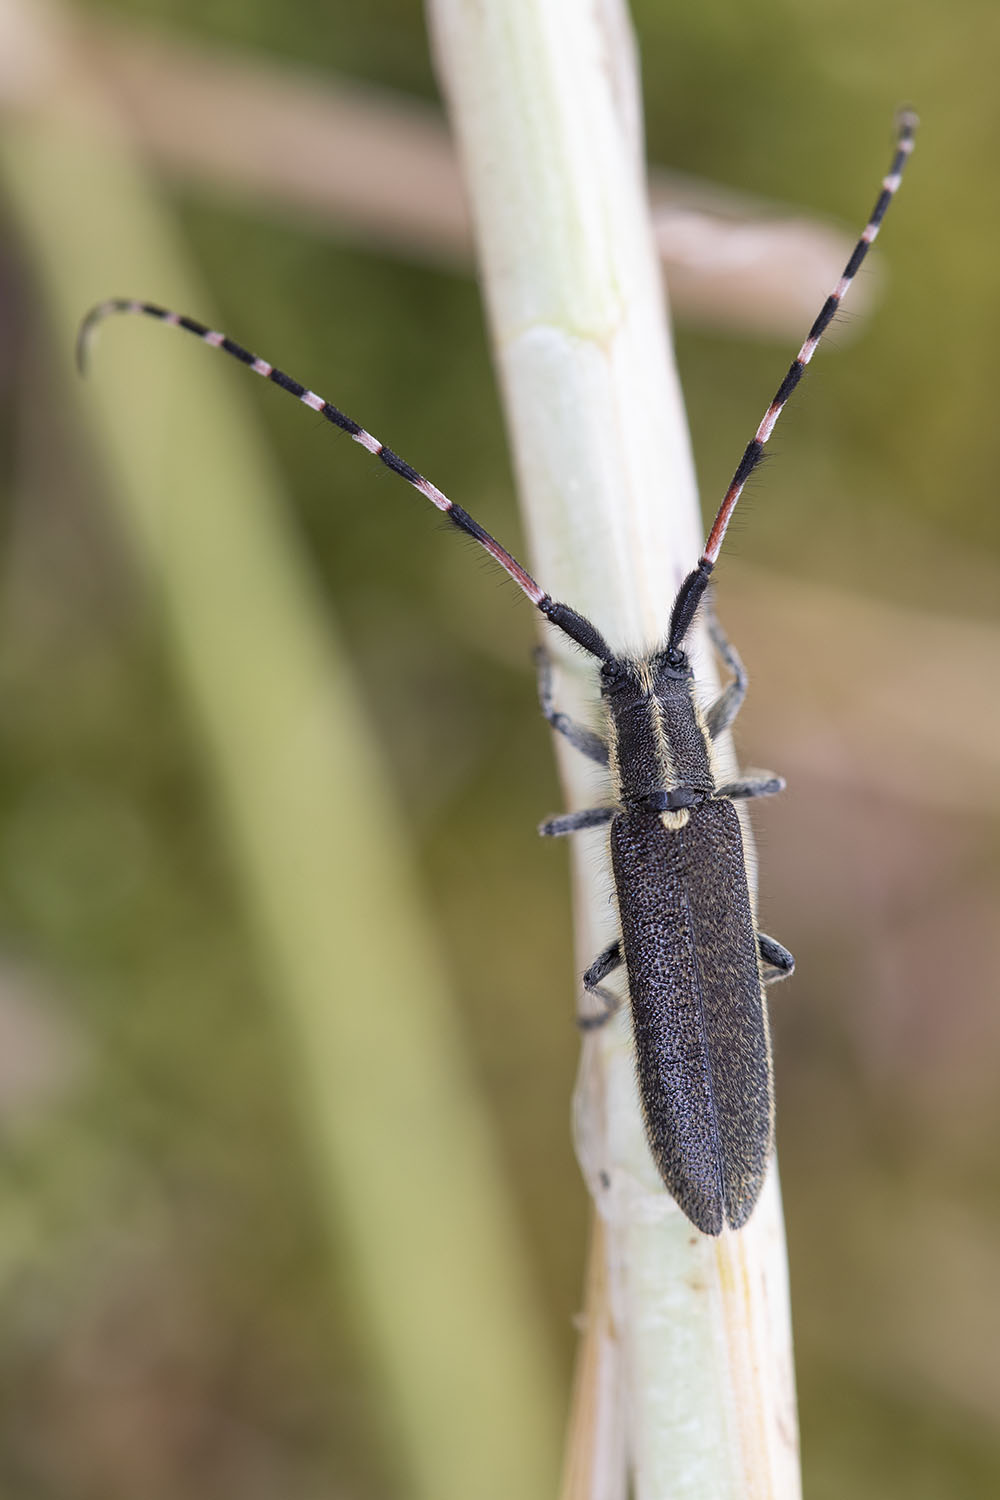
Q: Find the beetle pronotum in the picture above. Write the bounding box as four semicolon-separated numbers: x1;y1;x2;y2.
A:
79;112;916;1234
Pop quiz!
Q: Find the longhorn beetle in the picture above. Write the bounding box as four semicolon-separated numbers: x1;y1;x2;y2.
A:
78;113;917;1235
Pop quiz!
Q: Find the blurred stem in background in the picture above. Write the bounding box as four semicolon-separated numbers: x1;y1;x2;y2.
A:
63;6;868;339
0;2;564;1497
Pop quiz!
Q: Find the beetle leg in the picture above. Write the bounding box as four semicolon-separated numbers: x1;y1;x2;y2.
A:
578;939;624;1029
716;773;785;801
535;647;610;766
703;600;748;739
538;807;615;837
758;932;795;982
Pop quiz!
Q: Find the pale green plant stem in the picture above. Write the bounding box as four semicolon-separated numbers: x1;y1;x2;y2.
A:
426;2;801;1496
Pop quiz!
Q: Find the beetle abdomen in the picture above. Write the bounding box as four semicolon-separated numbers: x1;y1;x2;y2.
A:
609;801;773;1234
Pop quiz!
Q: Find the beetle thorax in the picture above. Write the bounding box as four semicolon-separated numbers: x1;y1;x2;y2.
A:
601;655;716;815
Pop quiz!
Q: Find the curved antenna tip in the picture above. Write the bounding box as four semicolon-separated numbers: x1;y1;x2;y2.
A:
75;303;105;376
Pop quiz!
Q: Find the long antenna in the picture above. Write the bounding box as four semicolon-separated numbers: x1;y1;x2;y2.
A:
76;301;613;662
702;110;918;569
665;110;917;657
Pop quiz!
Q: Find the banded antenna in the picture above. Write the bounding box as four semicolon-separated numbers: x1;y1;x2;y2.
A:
76;300;612;662
666;109;917;654
79;110;917;663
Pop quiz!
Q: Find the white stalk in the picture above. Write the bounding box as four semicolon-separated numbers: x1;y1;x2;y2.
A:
426;2;801;1496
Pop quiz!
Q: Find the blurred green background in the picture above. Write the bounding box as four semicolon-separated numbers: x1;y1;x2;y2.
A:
1;0;999;1496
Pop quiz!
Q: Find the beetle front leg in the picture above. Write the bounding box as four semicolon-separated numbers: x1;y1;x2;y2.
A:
703;599;748;739
535;647;610;766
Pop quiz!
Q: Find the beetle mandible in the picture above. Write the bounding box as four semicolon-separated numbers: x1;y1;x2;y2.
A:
78;113;917;1234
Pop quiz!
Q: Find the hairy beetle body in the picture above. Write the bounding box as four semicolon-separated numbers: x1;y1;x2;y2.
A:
612;802;771;1233
544;647;779;1233
595;656;773;1233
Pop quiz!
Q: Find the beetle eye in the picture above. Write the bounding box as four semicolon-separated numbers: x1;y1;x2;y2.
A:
650;648;687;678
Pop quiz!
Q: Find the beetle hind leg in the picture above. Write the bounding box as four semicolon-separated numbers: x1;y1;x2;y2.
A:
578;939;623;1030
758;931;794;983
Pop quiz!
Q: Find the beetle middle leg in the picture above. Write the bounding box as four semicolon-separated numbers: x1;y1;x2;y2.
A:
535;647;610;766
538;806;615;837
578;939;624;1029
716;773;785;801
